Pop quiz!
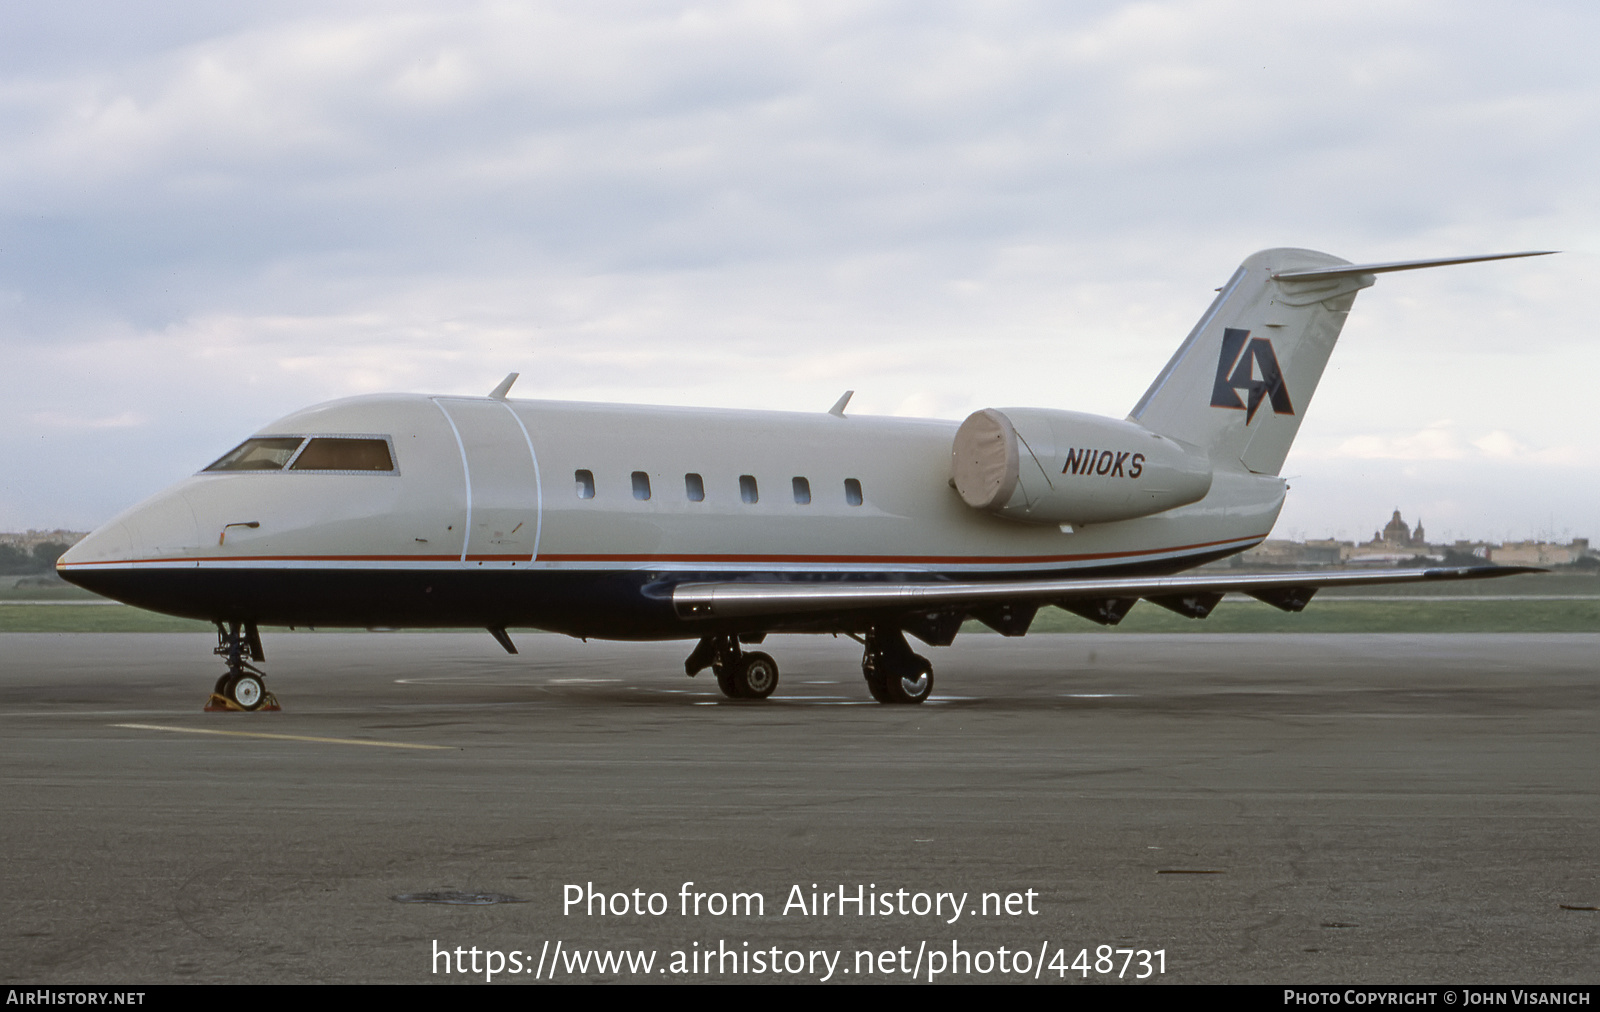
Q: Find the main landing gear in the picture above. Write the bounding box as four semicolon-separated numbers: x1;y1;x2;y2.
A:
206;620;280;712
684;626;935;704
684;636;779;700
861;626;934;704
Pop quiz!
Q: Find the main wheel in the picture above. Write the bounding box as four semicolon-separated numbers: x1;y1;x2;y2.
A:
735;652;779;700
862;658;892;703
714;664;744;699
227;672;267;711
878;654;933;704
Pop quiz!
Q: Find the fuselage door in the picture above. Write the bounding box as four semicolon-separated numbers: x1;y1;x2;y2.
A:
433;398;541;564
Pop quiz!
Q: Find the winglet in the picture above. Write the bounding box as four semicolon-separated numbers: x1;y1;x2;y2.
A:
829;390;854;417
488;372;519;400
1272;250;1556;282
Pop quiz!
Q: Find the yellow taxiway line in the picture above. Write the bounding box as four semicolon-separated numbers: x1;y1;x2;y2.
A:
110;723;455;750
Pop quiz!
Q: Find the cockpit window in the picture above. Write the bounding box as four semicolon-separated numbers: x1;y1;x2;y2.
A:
204;438;305;472
202;435;398;474
289;437;395;472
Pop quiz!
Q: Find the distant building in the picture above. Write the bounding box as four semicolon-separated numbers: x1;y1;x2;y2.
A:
0;529;86;550
1445;539;1493;560
1220;509;1595;570
1344;510;1438;564
1373;509;1427;550
1492;538;1590;566
1237;539;1346;567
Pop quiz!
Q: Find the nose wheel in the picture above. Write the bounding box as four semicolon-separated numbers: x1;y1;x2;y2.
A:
206;621;280;712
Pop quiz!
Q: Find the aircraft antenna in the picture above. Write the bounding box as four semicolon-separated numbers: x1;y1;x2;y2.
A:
488;373;520;400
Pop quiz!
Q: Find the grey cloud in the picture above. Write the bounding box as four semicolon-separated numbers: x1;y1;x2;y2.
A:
2;1;1596;534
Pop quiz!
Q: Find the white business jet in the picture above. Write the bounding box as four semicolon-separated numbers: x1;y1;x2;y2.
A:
57;248;1550;709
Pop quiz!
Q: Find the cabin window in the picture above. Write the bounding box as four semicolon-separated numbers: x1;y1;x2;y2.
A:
631;471;652;501
739;475;759;504
289;437;395;472
685;473;705;502
844;478;863;506
575;469;595;499
792;477;811;505
204;437;305;472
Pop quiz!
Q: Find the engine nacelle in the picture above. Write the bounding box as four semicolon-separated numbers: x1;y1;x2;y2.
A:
951;407;1213;525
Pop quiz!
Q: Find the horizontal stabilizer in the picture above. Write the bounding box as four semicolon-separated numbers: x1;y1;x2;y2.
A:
672;566;1540;621
1271;251;1555;282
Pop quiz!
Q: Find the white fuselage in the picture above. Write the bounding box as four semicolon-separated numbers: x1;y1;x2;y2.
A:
59;392;1284;637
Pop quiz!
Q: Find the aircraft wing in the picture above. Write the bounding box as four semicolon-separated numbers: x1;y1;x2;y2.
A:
672;565;1540;629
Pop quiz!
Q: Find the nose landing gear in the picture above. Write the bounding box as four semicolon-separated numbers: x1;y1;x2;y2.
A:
205;620;280;712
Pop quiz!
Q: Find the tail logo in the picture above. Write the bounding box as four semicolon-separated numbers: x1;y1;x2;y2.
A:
1210;327;1293;423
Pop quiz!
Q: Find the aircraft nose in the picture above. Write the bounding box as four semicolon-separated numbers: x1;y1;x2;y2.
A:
59;521;135;569
56;521;135;594
56;487;203;599
121;489;203;559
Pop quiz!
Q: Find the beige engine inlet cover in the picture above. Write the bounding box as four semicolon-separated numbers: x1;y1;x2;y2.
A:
951;409;1020;509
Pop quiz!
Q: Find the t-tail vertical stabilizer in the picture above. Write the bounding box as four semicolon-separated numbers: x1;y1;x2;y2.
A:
1128;248;1553;476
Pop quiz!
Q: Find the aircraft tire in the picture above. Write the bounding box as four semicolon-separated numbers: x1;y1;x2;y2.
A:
227;672;267;711
862;664;892;703
736;652;779;700
714;665;744;699
879;655;933;705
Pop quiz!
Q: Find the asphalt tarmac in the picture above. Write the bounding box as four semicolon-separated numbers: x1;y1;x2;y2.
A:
2;632;1596;985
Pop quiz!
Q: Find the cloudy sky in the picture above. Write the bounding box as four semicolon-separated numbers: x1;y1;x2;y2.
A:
2;0;1595;544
